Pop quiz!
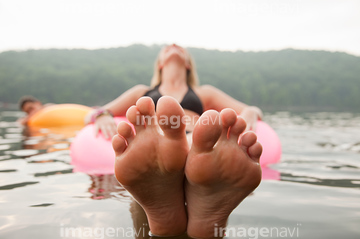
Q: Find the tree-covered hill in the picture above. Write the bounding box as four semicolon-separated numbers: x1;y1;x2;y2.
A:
0;44;359;112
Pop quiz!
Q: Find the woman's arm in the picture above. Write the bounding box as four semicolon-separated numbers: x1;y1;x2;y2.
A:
85;84;150;138
196;85;263;131
103;84;150;116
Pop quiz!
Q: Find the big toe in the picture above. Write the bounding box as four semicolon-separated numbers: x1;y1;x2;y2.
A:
156;96;186;138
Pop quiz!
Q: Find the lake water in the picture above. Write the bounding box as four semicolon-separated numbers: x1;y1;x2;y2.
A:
0;109;359;239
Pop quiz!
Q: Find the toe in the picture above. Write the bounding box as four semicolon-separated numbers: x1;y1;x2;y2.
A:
156;96;186;139
229;116;247;142
248;142;263;163
239;131;257;148
219;108;237;140
192;110;222;152
126;105;145;133
112;134;127;156
239;131;261;162
136;97;157;128
117;121;135;144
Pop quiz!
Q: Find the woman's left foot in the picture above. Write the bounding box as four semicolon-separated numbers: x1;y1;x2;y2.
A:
185;109;262;238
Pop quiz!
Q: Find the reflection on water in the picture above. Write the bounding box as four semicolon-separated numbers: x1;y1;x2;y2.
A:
0;109;360;239
86;174;130;201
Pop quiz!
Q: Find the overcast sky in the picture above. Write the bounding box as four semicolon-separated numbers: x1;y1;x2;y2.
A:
1;0;359;55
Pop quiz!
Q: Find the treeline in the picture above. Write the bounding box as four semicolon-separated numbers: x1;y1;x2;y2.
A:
0;44;359;112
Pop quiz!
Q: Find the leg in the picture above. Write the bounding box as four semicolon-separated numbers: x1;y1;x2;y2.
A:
185;109;262;238
112;96;188;236
129;200;150;239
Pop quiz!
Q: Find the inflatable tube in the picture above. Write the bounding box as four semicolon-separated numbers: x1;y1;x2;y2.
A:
28;104;92;127
70;119;281;175
255;121;282;166
70;117;130;174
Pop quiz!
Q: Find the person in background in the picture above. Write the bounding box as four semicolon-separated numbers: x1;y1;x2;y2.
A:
17;95;53;125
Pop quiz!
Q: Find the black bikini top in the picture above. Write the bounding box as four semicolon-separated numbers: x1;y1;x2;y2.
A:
144;85;203;115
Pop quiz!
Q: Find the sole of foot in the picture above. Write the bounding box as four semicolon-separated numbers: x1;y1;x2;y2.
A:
113;96;189;236
185;108;262;239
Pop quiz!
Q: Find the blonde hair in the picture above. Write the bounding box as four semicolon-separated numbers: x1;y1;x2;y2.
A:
150;47;199;87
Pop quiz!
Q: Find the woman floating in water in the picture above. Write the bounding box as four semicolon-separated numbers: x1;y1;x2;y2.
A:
86;44;263;238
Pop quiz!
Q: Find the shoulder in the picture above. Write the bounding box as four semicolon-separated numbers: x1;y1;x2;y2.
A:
132;84;150;92
129;84;151;96
192;85;220;109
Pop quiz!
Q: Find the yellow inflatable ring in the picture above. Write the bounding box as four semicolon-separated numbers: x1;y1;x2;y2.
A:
28;104;92;127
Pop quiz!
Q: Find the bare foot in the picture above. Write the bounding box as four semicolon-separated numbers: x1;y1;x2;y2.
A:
112;96;188;236
185;109;262;238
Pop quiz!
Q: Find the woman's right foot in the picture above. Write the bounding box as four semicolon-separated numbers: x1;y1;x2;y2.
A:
113;96;188;236
185;109;263;239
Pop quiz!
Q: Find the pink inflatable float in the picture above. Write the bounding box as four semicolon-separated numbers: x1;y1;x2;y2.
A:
70;117;129;174
70;119;281;175
255;121;282;166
